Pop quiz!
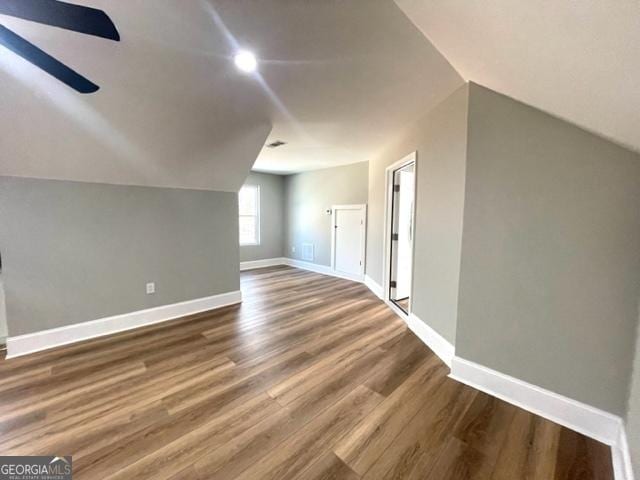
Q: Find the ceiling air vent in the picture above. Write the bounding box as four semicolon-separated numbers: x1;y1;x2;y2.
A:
266;140;286;148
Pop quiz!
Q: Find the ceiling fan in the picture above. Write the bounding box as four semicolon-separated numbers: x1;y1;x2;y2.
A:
0;0;119;93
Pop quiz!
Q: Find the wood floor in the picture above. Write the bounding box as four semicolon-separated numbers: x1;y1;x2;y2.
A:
0;266;613;479
393;297;410;314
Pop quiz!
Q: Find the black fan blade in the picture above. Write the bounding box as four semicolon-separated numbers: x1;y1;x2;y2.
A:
0;24;99;93
0;0;119;41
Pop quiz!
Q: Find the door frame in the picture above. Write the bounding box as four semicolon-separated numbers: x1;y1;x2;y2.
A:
331;204;367;282
382;152;417;318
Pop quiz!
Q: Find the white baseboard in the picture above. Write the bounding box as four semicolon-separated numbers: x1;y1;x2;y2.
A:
283;258;364;283
362;277;455;368
238;257;365;284
407;313;455;367
364;275;383;300
6;290;242;359
450;356;633;479
240;257;288;271
239;259;633;479
450;356;623;447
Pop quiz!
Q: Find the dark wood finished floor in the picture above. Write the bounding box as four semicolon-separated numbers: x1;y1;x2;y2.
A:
0;266;613;479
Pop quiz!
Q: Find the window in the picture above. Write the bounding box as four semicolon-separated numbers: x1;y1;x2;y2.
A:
239;185;260;246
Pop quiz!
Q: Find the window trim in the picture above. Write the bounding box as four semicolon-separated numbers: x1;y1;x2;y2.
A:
239;184;260;246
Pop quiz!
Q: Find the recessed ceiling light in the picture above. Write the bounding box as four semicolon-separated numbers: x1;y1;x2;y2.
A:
234;50;257;73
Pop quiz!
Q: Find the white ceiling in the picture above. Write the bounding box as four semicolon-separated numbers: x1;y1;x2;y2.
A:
0;0;463;188
4;1;634;186
395;0;640;154
0;1;274;191
231;0;463;174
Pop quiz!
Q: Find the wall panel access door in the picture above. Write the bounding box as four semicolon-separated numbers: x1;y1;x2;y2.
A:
331;205;367;281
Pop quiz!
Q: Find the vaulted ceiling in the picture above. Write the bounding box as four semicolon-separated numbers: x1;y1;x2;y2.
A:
0;0;462;189
395;0;640;154
1;1;637;191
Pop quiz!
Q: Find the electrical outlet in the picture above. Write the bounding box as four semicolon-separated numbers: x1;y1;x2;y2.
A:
291;246;296;253
146;282;155;294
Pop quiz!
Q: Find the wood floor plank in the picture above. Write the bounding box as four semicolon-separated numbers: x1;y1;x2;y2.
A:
281;347;395;424
451;391;518;460
0;266;614;480
363;332;431;397
267;321;403;405
233;385;384;480
101;396;282;480
334;355;448;475
0;365;51;392
361;377;476;480
554;427;614;480
292;452;360;480
193;405;295;479
421;437;490;480
1;358;236;455
0;361;147;421
195;344;419;479
78;393;280;480
490;409;562;480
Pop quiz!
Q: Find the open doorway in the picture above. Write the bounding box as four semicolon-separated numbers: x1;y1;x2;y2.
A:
384;152;416;316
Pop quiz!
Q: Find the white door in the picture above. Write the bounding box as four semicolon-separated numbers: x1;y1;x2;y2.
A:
395;169;414;299
332;205;366;279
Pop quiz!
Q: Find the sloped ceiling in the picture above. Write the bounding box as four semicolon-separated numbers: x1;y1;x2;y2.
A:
395;0;640;154
0;1;463;188
0;1;274;192
236;0;463;173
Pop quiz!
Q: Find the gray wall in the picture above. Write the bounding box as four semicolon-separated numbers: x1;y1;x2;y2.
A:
240;172;286;262
0;176;240;337
627;307;640;477
456;83;640;415
366;85;469;344
285;162;368;267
